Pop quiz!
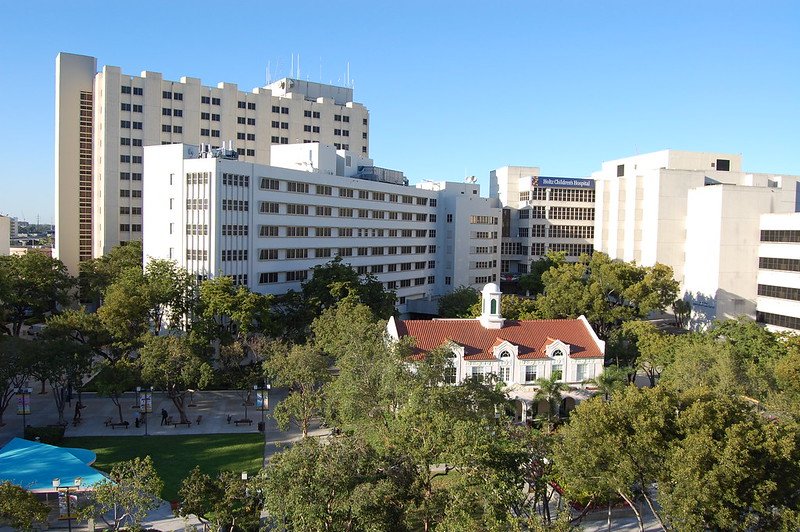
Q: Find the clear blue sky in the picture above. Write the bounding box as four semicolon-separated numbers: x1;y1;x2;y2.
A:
1;1;798;223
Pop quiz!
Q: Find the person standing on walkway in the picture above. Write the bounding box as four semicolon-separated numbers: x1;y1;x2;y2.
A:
161;408;168;425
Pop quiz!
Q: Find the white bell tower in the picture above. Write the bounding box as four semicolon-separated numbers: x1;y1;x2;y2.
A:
479;283;504;329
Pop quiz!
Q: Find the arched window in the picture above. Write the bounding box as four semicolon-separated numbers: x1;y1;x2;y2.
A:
552;349;564;358
490;299;497;314
500;350;511;359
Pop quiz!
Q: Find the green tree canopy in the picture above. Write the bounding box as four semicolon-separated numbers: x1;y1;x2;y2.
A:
536;252;679;339
79;456;163;531
0;481;50;531
518;251;566;296
0;252;74;336
438;285;480;318
78;240;142;305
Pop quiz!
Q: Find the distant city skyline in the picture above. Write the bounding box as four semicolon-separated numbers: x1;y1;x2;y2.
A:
1;0;798;221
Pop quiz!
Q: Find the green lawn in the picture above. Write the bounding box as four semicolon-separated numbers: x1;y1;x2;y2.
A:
63;434;264;501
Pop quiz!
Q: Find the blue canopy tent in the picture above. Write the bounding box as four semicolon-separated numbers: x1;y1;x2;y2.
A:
0;438;107;492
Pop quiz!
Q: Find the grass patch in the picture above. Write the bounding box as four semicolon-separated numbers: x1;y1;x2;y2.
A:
63;434;263;501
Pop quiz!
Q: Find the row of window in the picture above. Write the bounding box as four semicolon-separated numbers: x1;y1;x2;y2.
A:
222;173;250;187
221;225;248;236
758;283;800;302
120;155;143;163
119;103;143;112
265;179;433;206
757;311;800;330
760;230;800;243
472;260;498;269
221;199;249;211
119;189;142;198
759;256;800;272
521;207;596;221
120;86;143;96
259;246;436;264
221;250;248;261
258;270;429;286
519;189;596;203
119;224;142;232
472;231;499;239
259;202;435;222
520;225;594;239
119;206;142;215
474;275;498;284
120;138;143;146
120;172;142;181
469;215;499;225
186;224;208;235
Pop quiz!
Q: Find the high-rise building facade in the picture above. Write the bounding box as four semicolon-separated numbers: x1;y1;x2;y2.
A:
55;52;369;275
490;166;595;276
142;143;502;315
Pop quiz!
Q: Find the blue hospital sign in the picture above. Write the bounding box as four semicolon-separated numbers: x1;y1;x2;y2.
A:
535;176;595;189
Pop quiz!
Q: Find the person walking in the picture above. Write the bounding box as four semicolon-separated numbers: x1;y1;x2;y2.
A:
161;408;169;425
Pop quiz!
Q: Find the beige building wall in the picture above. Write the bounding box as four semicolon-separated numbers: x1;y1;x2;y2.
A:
0;216;9;256
56;52;370;268
55;52;96;275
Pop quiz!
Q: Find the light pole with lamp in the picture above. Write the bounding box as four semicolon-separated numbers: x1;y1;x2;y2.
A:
53;476;82;532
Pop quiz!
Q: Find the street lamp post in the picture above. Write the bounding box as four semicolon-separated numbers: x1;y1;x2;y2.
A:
17;387;32;431
53;476;82;532
137;386;153;435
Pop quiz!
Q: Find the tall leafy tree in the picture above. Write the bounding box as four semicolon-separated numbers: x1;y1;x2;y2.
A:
28;337;93;425
518;251;566;296
554;386;677;530
99;260;194;340
302;257;396;320
78;240;142;305
178;467;262;532
0;336;33;426
79;456;163;531
138;335;213;424
0;252;74;336
532;376;571;430
660;391;800;530
261;435;412;531
0;481;50;531
265;342;330;437
536;252;678;339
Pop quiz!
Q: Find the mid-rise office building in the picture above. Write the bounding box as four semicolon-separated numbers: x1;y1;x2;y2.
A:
490;166;595;276
593;149;800;328
55;52;369;275
142;142;501;315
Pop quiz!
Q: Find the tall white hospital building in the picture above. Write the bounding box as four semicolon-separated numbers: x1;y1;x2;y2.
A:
592;150;800;328
55;52;369;276
143;142;501;314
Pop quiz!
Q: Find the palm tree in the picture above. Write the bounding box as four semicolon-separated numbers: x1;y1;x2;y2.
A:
584;365;629;401
533;376;571;431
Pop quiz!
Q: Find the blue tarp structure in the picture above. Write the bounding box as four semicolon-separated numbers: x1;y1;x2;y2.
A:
0;437;107;492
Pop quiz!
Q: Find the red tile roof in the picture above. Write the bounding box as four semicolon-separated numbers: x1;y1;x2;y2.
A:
396;318;604;361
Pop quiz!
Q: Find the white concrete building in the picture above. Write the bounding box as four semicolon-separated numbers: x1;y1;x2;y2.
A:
55;52;369;275
593;149;800;327
756;213;800;332
142;143;501;315
490;166;595;276
387;283;606;421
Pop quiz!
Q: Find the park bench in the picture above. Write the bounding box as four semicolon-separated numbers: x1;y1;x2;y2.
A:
110;421;129;429
234;418;252;426
165;416;191;428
